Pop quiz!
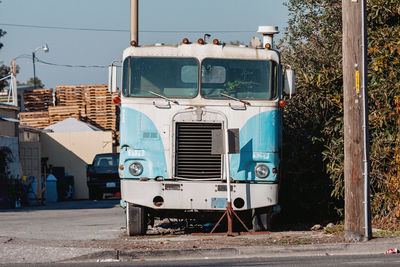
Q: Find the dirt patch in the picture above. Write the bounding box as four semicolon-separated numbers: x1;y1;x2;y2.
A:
5;219;398;252
5;229;346;251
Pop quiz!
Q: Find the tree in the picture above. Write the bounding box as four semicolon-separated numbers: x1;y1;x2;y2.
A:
278;0;400;229
278;0;344;224
17;77;45;88
366;2;400;230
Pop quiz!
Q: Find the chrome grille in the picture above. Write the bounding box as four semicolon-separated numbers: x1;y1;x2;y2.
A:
175;122;222;179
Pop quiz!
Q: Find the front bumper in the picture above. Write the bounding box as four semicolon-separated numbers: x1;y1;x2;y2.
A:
121;179;278;211
87;181;120;191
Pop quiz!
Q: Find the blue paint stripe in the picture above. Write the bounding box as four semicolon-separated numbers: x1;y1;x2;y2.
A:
119;107;167;179
230;110;281;182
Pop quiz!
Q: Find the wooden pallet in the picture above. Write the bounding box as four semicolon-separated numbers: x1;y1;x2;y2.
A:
85;85;116;130
18;111;50;128
86;107;116;113
23;88;54;112
20;84;120;134
48;105;82;124
55;85;85;107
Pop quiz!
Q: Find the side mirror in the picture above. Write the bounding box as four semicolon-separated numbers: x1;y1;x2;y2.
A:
284;69;296;98
108;65;117;93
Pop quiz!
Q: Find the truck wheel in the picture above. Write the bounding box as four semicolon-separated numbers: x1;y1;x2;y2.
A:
126;203;147;236
252;207;273;231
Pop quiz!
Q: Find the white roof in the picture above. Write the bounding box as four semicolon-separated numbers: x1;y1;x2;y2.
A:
123;43;279;62
44;118;101;132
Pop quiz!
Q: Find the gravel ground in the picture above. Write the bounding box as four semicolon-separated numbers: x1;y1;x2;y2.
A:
2;218;346;251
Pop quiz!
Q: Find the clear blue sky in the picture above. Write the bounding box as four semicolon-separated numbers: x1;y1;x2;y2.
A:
0;0;289;89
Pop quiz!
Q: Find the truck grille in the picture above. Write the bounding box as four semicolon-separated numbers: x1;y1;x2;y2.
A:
175;122;222;179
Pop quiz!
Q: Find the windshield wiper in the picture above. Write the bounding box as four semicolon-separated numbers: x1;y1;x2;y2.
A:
219;93;251;106
146;90;179;105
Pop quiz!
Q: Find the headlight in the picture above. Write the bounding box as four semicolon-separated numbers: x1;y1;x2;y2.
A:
255;164;269;178
129;162;143;176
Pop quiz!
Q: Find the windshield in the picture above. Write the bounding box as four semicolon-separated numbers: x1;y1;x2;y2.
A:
123;57;277;100
94;154;119;168
123;57;198;98
200;58;277;100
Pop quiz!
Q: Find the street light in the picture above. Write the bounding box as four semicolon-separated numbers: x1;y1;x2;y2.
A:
32;43;49;88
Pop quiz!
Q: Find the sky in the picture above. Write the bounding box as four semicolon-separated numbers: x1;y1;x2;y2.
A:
0;0;289;90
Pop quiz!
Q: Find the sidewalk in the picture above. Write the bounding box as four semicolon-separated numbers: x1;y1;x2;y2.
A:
1;235;399;264
64;236;400;263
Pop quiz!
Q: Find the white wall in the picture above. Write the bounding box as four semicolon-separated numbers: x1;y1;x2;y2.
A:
41;131;113;199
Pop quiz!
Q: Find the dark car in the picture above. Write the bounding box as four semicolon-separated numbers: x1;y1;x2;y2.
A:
86;153;120;200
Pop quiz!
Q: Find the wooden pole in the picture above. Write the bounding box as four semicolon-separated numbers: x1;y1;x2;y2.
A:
342;0;371;241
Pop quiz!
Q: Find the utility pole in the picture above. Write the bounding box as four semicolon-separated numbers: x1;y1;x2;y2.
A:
32;51;37;88
342;0;371;241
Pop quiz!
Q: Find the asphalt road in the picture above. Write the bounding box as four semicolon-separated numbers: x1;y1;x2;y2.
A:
4;254;400;267
0;200;124;241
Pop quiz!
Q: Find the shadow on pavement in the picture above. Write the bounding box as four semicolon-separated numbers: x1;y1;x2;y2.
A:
0;199;120;212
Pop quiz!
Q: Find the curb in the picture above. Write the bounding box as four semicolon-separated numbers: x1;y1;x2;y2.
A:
65;239;400;262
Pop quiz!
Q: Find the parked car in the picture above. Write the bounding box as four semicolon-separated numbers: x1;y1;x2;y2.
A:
86;153;120;200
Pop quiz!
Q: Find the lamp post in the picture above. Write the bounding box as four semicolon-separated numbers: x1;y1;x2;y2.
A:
32;43;49;89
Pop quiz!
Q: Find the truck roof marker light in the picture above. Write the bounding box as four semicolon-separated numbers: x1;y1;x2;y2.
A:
113;96;121;105
198;38;205;45
182;38;189;44
265;43;271;50
279;100;286;108
130;40;137;47
213;39;219;45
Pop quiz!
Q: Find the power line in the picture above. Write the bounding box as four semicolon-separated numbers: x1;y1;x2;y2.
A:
0;23;127;32
13;56;120;69
35;57;120;69
0;22;253;33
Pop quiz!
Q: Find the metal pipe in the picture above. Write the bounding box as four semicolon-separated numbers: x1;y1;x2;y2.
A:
361;0;371;240
224;124;233;235
130;0;138;44
0;75;11;82
257;26;279;49
224;126;232;203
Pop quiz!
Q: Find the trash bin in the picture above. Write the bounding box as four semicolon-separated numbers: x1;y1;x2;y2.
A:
46;174;58;202
58;174;74;201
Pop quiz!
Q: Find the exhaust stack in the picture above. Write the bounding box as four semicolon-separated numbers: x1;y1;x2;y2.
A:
130;0;138;45
257;26;279;49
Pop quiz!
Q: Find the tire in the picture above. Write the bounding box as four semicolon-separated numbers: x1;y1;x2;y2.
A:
126;203;147;236
252;207;273;231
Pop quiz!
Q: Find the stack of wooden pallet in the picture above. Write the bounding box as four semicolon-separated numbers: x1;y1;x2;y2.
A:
18;88;53;128
48;105;81;124
85;85;116;131
55;85;86;117
0;90;10;103
19;111;50;128
24;88;53;112
18;84;119;139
